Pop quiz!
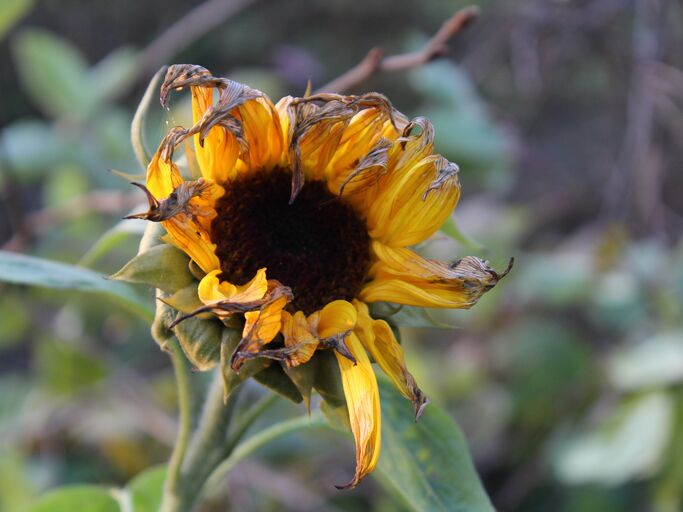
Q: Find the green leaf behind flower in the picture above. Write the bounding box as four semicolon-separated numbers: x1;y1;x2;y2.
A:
26;485;119;512
127;465;167;512
377;376;494;512
0;250;152;321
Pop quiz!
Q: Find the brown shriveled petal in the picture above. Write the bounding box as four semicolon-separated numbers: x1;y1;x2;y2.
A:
229;283;294;371
422;156;460;201
124;179;213;222
363;242;514;309
169;280;292;328
158;65;263;164
287;99;354;203
449;255;514;287
319;330;357;365
398;116;434;151
339;137;392;197
287;92;404;203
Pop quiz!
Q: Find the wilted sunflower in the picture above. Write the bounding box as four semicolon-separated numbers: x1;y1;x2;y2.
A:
125;64;509;489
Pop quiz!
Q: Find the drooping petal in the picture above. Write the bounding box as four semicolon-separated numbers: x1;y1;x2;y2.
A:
316;299;358;338
280;310;319;367
230;282;293;370
192;86;241;184
353;300;427;418
335;332;382;489
198;268;268;305
361;241;511;308
146;151;184;200
238;97;285;171
366;153;460;248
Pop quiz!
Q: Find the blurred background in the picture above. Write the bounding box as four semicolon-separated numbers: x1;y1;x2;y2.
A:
1;0;682;510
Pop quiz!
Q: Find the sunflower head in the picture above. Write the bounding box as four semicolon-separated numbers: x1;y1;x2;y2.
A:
116;64;510;489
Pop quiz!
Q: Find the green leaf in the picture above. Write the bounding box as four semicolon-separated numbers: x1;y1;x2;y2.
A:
78;218;147;268
13;29;94;119
1;119;71;178
0;250;152;321
36;339;108;395
89;47;139;103
253;364;303;404
27;485;119;512
376;376;494;512
110;243;195;294
127;465;166;512
440;217;487;253
0;0;33;40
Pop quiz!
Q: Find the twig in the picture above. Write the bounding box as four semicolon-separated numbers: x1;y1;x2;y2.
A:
315;6;479;94
138;0;257;75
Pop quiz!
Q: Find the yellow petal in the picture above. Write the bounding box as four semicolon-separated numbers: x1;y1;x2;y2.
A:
366;154;460;247
191;86;240;184
280;310;319;367
326;108;389;179
198;268;268;304
163;214;219;274
230;283;293;370
335;332;381;489
316;300;357;338
353;300;427;418
145;151;183;199
361;242;509;308
238;97;284;171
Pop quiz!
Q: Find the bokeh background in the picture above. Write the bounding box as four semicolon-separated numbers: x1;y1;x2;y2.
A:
1;0;682;511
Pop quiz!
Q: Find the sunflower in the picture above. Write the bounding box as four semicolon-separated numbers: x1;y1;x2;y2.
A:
128;64;509;489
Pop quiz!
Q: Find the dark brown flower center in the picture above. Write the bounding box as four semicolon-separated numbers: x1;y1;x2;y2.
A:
212;168;371;314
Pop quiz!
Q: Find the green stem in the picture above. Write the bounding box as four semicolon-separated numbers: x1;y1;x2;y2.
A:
160;370;241;512
224;393;278;452
203;412;327;498
159;338;192;512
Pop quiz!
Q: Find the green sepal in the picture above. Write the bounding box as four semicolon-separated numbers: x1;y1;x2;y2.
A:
253;363;303;404
311;350;346;407
151;297;175;351
188;259;206;281
164;283;203;314
220;330;271;400
173;314;224;371
110;243;195;294
320;399;350;432
283;363;315;413
138;222;166;253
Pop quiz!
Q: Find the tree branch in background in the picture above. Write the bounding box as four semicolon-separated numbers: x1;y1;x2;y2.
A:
315;5;479;94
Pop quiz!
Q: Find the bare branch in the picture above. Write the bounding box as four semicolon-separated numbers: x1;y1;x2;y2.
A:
315;6;479;94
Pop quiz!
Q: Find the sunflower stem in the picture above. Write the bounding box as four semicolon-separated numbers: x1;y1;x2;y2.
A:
203;411;327;497
159;337;193;512
160;369;243;512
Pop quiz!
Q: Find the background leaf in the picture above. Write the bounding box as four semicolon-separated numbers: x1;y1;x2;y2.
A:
27;485;119;512
0;250;152;320
127;465;166;512
12;29;94;119
0;0;33;40
376;376;494;512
